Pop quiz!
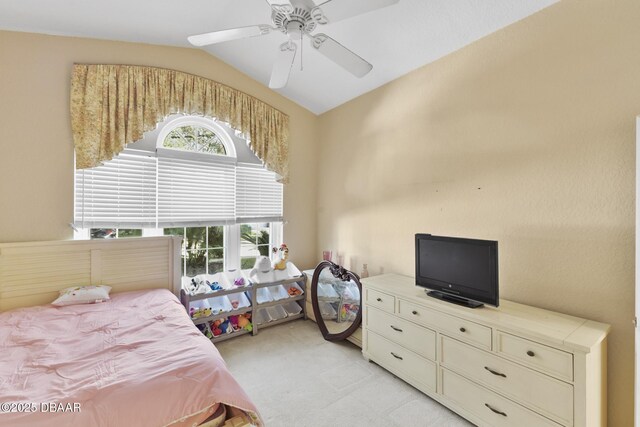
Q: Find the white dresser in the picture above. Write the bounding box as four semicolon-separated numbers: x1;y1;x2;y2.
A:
361;274;610;427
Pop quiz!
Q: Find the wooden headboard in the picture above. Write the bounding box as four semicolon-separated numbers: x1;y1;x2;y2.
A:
0;236;182;312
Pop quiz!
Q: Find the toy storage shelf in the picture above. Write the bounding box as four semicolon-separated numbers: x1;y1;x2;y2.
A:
180;267;307;344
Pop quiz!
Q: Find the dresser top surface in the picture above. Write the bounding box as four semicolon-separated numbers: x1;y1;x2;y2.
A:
362;274;610;353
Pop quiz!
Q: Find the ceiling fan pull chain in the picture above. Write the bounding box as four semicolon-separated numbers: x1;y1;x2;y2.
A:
300;31;303;71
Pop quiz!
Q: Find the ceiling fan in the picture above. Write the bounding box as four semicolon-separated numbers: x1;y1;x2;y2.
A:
188;0;400;89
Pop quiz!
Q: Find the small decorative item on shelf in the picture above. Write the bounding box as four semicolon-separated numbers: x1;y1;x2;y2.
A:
360;264;369;278
322;250;332;262
233;277;246;287
211;319;223;336
287;286;302;297
190;307;212;319
209;281;222;291
238;313;252;332
188;276;211;295
272;243;289;270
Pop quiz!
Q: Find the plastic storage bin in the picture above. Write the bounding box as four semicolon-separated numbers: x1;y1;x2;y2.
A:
207;295;233;314
268;285;289;301
341;281;360;302
318;283;339;300
283;282;304;297
256;287;273;304
254;308;271;325
266;305;288;321
282;301;303;316
228;291;251;310
319;301;337;320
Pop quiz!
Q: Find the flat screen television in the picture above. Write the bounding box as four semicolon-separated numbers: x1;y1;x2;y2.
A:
415;234;499;308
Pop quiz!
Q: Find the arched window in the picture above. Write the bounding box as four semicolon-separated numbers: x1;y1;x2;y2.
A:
156;116;237;158
74;115;282;277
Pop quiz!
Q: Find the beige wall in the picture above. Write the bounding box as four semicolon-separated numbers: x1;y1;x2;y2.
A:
317;0;638;425
0;0;638;423
0;30;319;269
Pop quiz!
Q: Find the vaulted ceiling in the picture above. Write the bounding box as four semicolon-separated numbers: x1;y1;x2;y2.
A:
0;0;557;114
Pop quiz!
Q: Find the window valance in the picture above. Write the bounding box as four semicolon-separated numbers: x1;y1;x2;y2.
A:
70;64;290;182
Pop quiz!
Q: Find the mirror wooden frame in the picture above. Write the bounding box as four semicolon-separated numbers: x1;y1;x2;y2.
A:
311;261;362;341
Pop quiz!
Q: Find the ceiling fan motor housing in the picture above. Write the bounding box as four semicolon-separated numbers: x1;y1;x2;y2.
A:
273;7;316;37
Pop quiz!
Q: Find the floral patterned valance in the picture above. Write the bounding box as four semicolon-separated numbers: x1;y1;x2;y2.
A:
70;64;290;182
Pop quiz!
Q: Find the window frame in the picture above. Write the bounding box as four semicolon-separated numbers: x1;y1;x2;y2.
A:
156;116;237;159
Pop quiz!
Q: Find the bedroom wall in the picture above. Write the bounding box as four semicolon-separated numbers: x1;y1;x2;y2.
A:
317;0;639;425
0;30;319;270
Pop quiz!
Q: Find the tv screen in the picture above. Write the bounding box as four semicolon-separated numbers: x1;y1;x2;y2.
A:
415;234;499;307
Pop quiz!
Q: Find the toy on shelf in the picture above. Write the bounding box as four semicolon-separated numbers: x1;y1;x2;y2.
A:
188;276;211;295
211;319;223;336
287;286;302;297
249;256;274;283
219;319;232;334
209;281;222;291
190;307;212;320
272;244;289;270
197;323;213;339
229;315;240;331
237;313;252;332
233;277;246;287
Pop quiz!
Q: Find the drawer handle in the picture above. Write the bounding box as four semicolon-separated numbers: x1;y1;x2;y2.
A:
411;310;418;315
459;327;466;333
484;403;507;417
390;325;403;332
390;352;403;360
484;366;507;378
376;298;382;302
527;350;535;357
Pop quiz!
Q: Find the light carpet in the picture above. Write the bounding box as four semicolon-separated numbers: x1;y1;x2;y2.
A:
216;319;474;427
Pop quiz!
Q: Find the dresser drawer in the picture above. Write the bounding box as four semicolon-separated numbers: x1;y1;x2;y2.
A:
397;299;492;350
441;336;573;425
441;369;562;427
496;331;573;382
366;288;395;313
366;306;436;361
367;331;436;391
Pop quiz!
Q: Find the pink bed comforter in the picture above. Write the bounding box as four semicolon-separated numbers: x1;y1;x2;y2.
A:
0;289;262;427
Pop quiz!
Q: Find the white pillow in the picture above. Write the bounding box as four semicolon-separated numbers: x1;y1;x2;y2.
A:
52;285;112;306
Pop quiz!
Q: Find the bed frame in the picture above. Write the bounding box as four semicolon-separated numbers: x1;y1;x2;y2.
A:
0;236;182;312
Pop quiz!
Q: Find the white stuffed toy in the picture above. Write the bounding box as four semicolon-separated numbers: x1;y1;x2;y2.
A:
249;256;274;284
188;276;210;295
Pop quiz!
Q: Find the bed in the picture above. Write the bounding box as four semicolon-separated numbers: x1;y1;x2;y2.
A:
0;237;262;427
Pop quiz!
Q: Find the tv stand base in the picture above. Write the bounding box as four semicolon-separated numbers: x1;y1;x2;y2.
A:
426;290;484;308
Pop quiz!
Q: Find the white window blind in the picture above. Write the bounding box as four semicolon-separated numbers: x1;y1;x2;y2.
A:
157;156;236;227
236;164;284;223
74;150;157;228
75;152;283;228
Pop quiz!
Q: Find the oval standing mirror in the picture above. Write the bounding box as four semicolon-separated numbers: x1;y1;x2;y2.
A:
311;261;362;341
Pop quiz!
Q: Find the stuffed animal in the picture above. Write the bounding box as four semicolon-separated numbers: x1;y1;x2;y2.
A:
211;319;223;336
229;315;240;331
249;256;273;282
287;286;302;296
191;307;212;319
209;281;222;291
237;313;252;332
188;276;211;295
219;319;232;334
233;277;246;287
272;244;289;271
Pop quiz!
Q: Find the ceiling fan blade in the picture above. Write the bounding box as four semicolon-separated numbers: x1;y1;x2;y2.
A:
188;25;271;47
264;0;294;15
311;34;372;78
311;0;399;24
269;42;297;89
